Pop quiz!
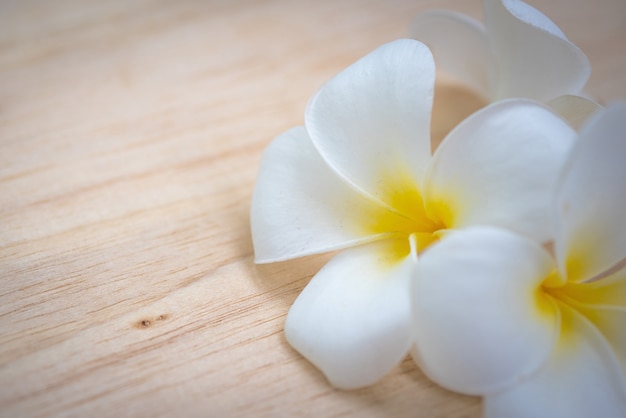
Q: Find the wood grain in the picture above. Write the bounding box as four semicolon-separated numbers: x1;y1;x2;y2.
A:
0;0;624;416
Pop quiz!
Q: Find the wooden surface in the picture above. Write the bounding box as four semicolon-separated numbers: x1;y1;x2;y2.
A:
1;0;624;416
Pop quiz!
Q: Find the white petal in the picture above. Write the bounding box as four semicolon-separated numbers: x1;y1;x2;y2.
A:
425;99;576;242
251;127;412;263
484;0;590;101
410;10;492;99
411;227;558;395
547;95;603;131
305;39;434;213
576;304;626;377
285;238;415;389
560;269;626;375
485;303;626;418
555;103;626;282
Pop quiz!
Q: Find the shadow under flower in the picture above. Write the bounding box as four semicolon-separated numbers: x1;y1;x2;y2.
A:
431;76;489;152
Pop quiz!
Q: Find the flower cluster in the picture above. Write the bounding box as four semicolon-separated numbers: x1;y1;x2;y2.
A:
250;1;625;417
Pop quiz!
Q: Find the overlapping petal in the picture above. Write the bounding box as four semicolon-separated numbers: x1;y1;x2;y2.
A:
484;303;626;418
250;127;412;263
424;99;576;242
410;10;492;99
305;39;434;214
410;1;591;104
285;238;415;389
554;103;626;282
559;268;626;374
411;227;558;395
484;0;590;101
574;303;626;376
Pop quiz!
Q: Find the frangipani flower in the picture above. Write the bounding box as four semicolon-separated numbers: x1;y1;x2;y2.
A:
411;103;626;417
251;39;577;389
411;0;599;128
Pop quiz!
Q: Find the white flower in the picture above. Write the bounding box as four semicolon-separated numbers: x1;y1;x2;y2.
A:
250;39;576;389
411;103;626;417
411;0;599;128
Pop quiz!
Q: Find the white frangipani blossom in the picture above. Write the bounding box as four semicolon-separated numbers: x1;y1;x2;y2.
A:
250;39;577;389
411;0;599;128
411;103;626;417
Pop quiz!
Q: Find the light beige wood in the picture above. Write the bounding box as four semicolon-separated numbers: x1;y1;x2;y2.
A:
1;0;624;416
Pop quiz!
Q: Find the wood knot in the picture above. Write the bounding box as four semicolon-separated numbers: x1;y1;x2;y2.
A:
134;313;169;329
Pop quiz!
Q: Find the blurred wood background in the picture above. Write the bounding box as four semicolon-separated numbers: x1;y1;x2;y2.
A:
1;0;624;416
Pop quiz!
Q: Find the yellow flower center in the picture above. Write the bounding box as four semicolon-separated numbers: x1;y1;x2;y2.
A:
536;268;608;339
363;165;449;262
535;272;577;336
